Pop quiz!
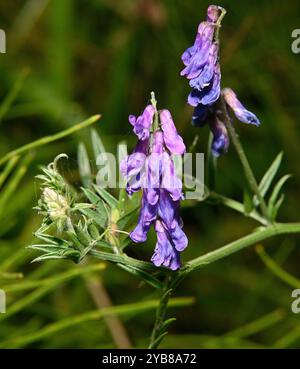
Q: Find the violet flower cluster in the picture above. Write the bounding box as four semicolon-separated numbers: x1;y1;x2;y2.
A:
181;5;260;157
121;103;188;270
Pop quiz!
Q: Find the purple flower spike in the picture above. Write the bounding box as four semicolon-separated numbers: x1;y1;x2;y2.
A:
209;115;229;157
129;105;155;141
160;109;186;155
181;5;223;115
222;88;260;126
122;98;188;270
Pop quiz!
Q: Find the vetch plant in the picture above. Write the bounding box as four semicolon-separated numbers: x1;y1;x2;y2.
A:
121;93;188;270
31;5;300;349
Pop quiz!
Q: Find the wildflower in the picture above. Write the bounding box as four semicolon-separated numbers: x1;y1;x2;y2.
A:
181;5;222;112
222;88;260;126
121;98;188;270
181;5;260;156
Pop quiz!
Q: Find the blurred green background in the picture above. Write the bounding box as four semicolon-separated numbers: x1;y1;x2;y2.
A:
1;0;300;348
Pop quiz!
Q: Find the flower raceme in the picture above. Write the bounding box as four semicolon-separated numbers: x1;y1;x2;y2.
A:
181;5;261;157
121;100;188;270
181;5;222;113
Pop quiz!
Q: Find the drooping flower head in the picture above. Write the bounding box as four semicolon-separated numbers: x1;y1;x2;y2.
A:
121;94;188;270
181;5;222;112
181;5;261;156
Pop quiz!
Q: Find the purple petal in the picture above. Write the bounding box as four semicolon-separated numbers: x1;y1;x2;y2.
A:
169;219;188;252
145;154;161;205
131;105;155;140
189;43;219;90
160;110;186;155
222;88;260;126
151;220;181;270
200;63;221;105
157;189;179;229
209;116;229;157
188;89;204;107
161;153;183;201
181;45;197;66
192;104;209;126
130;190;157;243
120;139;148;194
180;39;211;79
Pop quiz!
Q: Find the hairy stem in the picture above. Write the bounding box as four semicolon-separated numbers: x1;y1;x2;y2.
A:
180;222;300;276
219;97;270;222
148;274;174;349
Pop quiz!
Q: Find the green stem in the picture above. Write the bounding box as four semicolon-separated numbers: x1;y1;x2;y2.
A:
90;249;158;272
180;222;300;276
148;274;174;349
209;191;268;225
150;91;159;132
219;97;270;222
256;245;300;288
0;114;101;166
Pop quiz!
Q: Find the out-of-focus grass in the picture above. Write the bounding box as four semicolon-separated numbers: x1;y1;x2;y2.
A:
0;0;300;348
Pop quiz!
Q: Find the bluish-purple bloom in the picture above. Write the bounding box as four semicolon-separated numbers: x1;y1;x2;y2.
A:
181;5;261;157
209;115;229;157
222;88;260;126
129;105;155;141
181;5;221;114
121;105;188;270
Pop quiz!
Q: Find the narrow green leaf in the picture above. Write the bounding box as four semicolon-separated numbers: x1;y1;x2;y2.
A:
93;184;119;209
268;174;291;217
149;332;169;349
81;187;107;227
243;187;254;214
79;208;107;229
158;318;177;335
117;206;139;230
254;152;283;206
271;194;285;221
78;143;92;187
32;253;67;263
